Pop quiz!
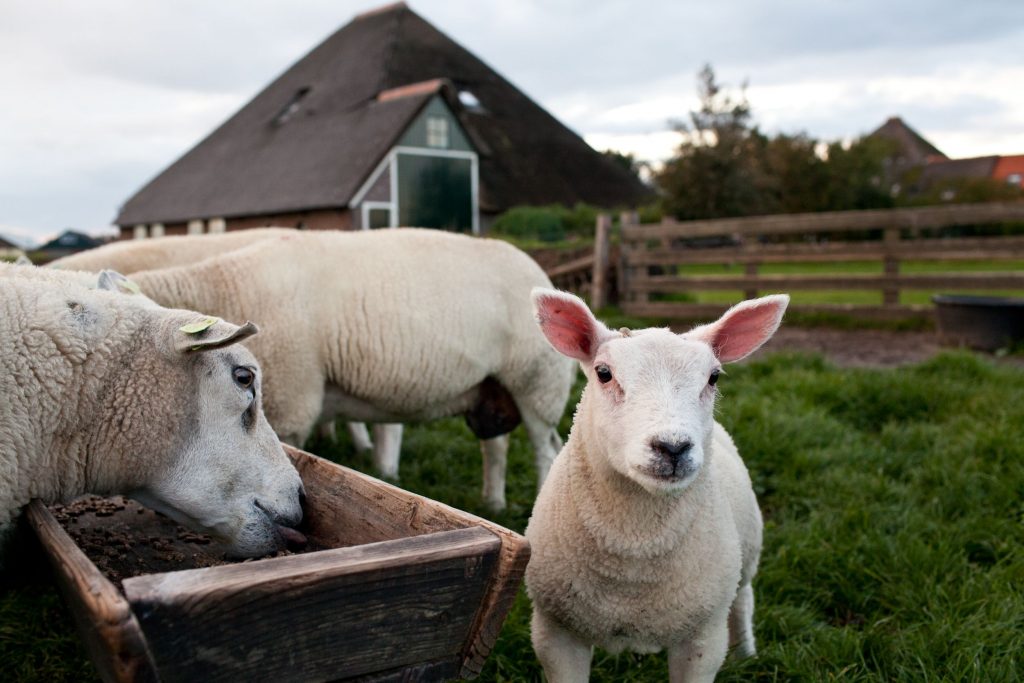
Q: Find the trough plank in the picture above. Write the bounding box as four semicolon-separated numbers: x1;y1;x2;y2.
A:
26;500;159;683
123;527;500;682
285;448;531;678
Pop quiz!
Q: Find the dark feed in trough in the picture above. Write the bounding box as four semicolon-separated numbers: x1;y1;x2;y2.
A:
49;495;325;588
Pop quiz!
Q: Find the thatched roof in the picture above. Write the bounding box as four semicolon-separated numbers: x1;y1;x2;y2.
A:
116;3;650;226
869;117;947;166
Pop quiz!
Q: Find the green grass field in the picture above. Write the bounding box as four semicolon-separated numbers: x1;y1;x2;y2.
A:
653;259;1024;307
2;351;1022;681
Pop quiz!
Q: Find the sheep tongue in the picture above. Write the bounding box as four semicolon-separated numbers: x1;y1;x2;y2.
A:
277;525;308;550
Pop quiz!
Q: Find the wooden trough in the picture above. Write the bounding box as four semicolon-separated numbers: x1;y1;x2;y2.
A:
26;446;530;683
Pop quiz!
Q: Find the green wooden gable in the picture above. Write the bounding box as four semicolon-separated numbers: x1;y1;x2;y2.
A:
397;96;473;152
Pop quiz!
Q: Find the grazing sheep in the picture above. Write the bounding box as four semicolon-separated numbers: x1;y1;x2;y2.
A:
525;288;788;682
127;229;575;510
49;228;377;453
0;264;305;560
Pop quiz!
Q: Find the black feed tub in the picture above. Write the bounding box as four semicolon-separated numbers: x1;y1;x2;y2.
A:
932;294;1024;351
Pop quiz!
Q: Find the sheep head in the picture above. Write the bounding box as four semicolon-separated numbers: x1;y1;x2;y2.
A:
532;288;788;495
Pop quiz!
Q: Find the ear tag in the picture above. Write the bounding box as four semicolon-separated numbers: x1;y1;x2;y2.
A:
179;316;221;334
117;278;141;295
619;327;632;337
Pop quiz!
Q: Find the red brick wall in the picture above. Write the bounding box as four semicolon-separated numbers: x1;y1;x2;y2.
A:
118;208;353;240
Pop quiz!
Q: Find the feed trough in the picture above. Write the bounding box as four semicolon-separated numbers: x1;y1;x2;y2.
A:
932;294;1024;351
27;446;529;683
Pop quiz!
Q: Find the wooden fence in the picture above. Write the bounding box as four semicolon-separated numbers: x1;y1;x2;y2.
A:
583;202;1024;321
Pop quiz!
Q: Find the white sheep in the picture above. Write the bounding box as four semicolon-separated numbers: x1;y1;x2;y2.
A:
525;288;788;682
48;228;296;273
49;228;378;453
0;263;306;559
123;229;575;511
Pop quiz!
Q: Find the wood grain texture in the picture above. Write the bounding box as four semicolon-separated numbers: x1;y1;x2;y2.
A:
284;448;530;679
123;527;499;682
25;500;159;683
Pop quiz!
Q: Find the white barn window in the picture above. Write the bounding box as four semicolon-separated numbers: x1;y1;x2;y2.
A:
187;219;204;235
150;223;165;238
426;116;449;148
208;218;227;234
133;224;147;240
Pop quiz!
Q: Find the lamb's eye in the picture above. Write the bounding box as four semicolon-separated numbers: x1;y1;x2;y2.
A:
595;364;613;384
709;369;720;387
233;366;255;389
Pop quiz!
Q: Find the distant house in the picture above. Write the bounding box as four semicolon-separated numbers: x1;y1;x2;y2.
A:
34;230;101;263
869;116;1024;196
115;2;650;240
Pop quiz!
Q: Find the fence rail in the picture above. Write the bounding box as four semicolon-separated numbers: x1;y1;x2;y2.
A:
610;201;1024;321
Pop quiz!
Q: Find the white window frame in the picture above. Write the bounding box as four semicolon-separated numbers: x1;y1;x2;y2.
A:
133;224;147;240
187;219;204;235
208;217;227;234
361;201;394;230
150;223;165;238
425;116;449;148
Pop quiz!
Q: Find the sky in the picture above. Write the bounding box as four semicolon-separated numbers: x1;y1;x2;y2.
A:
2;0;1023;245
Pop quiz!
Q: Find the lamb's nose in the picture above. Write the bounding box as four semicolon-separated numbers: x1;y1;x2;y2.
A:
651;438;693;467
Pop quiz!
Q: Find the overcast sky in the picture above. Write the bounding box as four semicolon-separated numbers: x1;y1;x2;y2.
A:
2;0;1023;244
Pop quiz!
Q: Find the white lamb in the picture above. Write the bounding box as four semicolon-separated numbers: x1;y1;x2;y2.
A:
525;288;788;682
0;263;305;560
50;228;378;453
123;229;575;511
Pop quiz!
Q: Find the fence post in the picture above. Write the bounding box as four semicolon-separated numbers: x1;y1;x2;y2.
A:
883;227;900;306
744;262;759;300
617;211;640;309
591;213;612;310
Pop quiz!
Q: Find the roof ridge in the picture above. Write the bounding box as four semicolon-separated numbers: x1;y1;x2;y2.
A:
354;1;408;21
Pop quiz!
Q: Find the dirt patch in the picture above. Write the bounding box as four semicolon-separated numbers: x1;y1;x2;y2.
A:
761;327;944;368
50;496;323;589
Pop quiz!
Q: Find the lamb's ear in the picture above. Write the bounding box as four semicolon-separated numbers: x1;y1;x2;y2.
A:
687;294;789;363
175;317;259;353
532;287;614;362
97;269;142;295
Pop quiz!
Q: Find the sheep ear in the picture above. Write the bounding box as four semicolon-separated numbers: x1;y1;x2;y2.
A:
176;319;259;353
97;270;142;295
532;287;613;362
687;294;789;363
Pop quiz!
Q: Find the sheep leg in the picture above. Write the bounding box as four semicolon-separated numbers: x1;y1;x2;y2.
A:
372;423;403;479
346;422;373;453
727;583;757;658
317;420;337;442
520;409;562;487
531;608;592;683
480;434;510;511
667;615;729;683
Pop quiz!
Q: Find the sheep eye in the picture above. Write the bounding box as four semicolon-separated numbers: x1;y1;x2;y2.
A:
233;366;255;389
595;364;613;384
709;369;720;387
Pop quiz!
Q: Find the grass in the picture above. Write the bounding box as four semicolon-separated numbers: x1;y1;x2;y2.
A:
652;259;1024;308
2;351;1023;681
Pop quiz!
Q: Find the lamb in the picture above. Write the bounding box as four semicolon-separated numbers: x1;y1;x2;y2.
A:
49;228;377;453
0;263;305;560
122;229;575;511
524;288;788;682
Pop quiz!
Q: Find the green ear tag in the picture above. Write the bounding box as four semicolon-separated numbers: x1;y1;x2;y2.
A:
179;316;221;334
117;278;141;295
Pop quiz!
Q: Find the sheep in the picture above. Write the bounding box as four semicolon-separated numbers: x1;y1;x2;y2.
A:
122;229;575;511
0;263;306;560
524;288;788;682
49;228;377;453
48;228;296;273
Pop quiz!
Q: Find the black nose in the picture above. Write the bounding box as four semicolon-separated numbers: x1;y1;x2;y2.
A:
651;438;693;468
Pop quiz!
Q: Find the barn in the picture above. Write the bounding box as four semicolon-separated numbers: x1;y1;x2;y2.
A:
114;2;649;240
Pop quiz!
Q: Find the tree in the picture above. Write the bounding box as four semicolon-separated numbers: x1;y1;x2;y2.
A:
657;65;774;219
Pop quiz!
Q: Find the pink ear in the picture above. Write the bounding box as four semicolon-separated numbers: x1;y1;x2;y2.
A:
532;288;611;362
688;294;789;363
